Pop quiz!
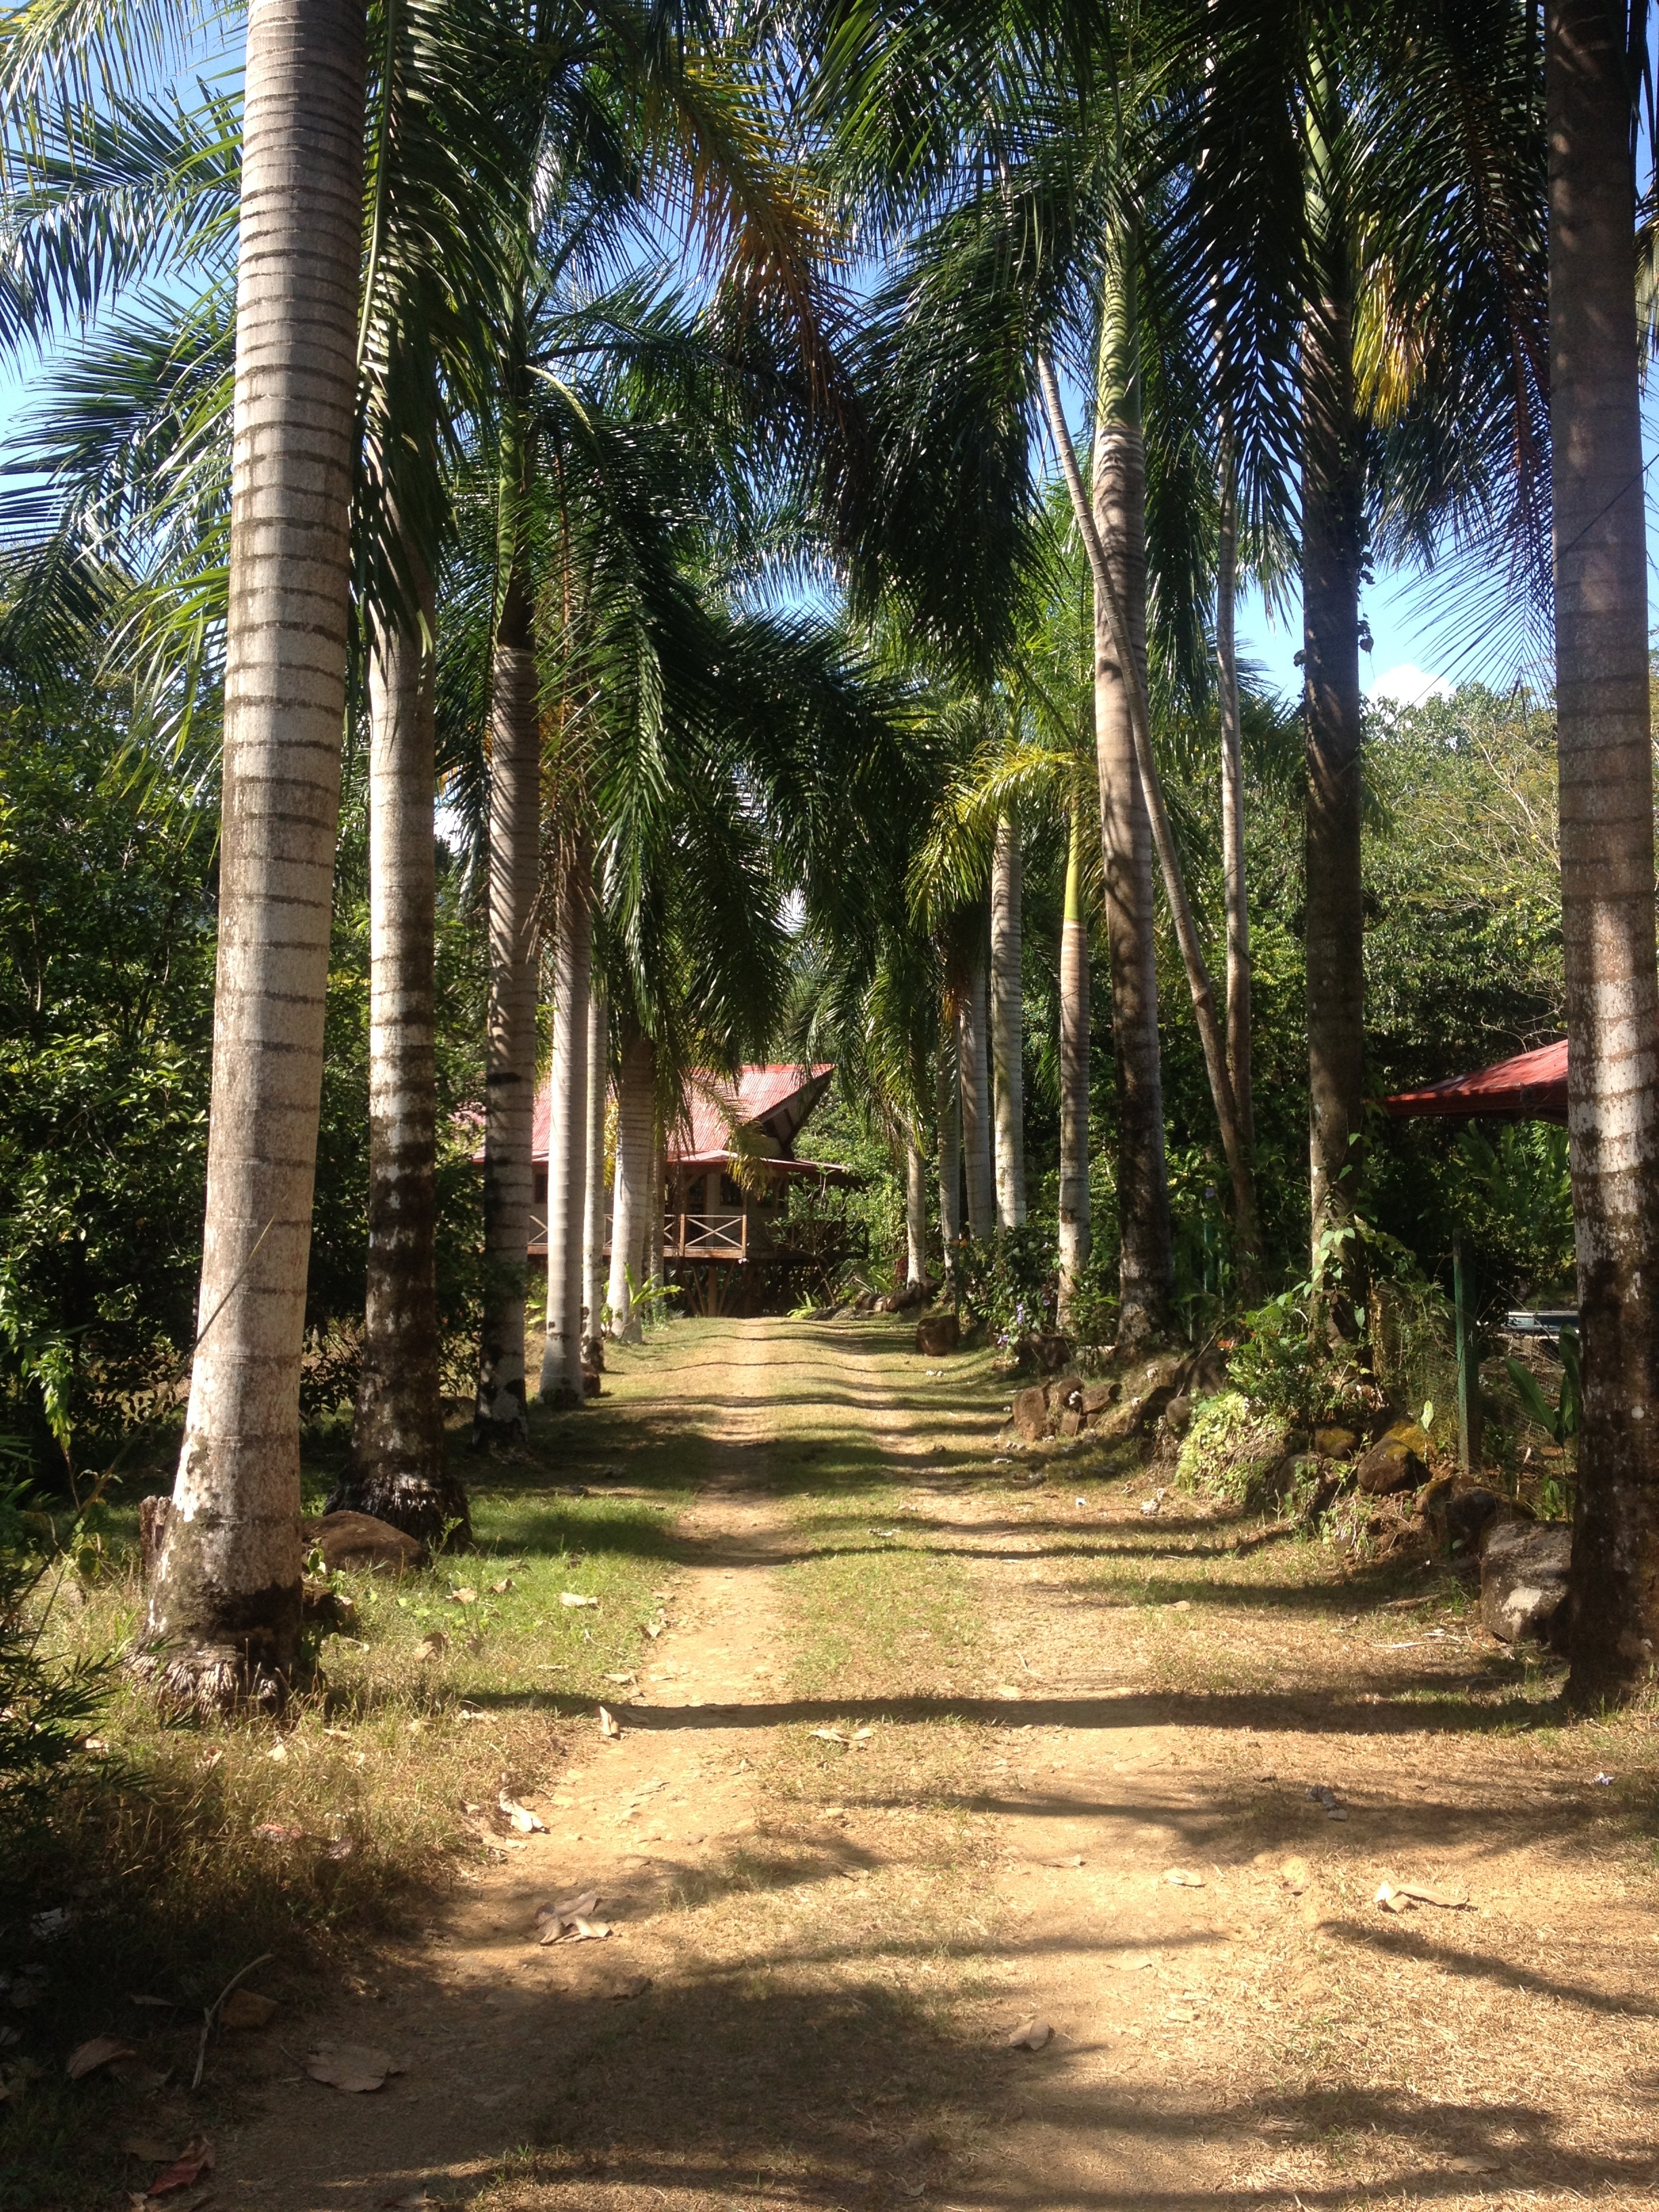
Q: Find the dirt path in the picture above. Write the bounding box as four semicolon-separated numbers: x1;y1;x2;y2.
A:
226;1317;1659;2212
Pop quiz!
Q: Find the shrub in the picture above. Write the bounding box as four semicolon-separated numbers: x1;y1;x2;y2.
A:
0;1479;107;1839
1175;1391;1293;1509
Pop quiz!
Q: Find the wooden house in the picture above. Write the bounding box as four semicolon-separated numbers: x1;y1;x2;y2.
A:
526;1062;855;1312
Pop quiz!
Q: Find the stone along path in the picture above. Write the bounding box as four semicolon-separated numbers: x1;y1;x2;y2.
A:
228;1317;1659;2212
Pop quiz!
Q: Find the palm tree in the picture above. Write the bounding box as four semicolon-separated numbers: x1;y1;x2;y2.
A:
936;1023;962;1269
582;984;610;1344
1057;798;1091;1321
540;829;593;1400
989;807;1026;1227
958;938;995;1237
1214;459;1252;1155
607;1027;655;1341
474;544;541;1441
339;570;469;1544
138;0;367;1706
1546;0;1659;1702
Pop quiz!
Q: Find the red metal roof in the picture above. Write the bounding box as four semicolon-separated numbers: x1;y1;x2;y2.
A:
523;1062;837;1166
1382;1039;1568;1123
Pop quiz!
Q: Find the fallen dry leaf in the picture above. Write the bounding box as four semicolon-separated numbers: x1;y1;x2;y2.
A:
498;1794;546;1835
810;1727;847;1746
597;1706;621;1740
1395;1881;1471;1910
1110;1952;1154;1972
67;2036;138;2080
490;1577;514;1594
609;1975;651;2001
560;1592;598;1609
1446;2156;1500;2175
1048;1853;1084;1868
109;2056;171;2091
1006;2017;1053;2051
1164;1869;1204;1888
304;2043;403;2093
1278;1856;1311;1896
147;2139;213;2195
219;1990;277;2031
119;2135;179;2161
266;1741;288;1763
447;1588;478;1607
253;1823;303;1845
414;1633;447;1661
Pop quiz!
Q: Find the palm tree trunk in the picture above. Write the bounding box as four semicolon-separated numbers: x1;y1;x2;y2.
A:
539;835;591;1408
1216;465;1254;1157
1548;0;1659;1704
1082;252;1174;1343
905;1135;928;1284
1057;799;1092;1325
959;945;995;1238
990;809;1026;1228
581;986;608;1348
1302;58;1366;1334
1039;330;1261;1312
607;1030;654;1341
337;580;468;1546
144;0;366;1711
936;1029;961;1275
472;559;541;1442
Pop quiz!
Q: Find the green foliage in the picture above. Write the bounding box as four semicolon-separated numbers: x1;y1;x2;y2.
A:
951;1223;1055;1349
0;1477;108;1830
1504;1328;1580;1446
1227;1286;1372;1430
0;688;216;1469
1174;1391;1292;1509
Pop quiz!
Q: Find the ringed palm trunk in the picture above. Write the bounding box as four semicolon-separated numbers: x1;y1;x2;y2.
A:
1548;0;1659;1704
959;946;995;1239
1216;465;1254;1158
144;0;366;1709
539;835;591;1408
647;1118;665;1296
607;1030;655;1341
581;986;608;1352
337;580;468;1547
937;1028;962;1276
1090;242;1174;1343
1302;60;1367;1336
990;810;1026;1228
1057;800;1092;1325
904;1134;928;1284
473;562;540;1441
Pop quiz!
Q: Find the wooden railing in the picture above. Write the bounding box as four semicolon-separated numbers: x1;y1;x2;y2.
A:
667;1211;747;1259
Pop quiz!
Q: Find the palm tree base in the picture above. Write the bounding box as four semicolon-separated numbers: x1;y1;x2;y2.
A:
128;1640;291;1719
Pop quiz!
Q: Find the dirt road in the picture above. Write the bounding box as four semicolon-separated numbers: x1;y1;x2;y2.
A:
227;1317;1659;2212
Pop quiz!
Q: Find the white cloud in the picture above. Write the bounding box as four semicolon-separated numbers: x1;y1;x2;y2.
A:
1368;662;1454;706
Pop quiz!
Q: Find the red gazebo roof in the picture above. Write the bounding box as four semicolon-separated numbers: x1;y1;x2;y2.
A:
1382;1039;1568;1124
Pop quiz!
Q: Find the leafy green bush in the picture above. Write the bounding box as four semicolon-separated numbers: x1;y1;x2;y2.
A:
0;1478;106;1832
1175;1391;1293;1509
951;1223;1056;1348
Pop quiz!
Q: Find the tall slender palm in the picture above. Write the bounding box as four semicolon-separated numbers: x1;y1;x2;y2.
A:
607;1027;655;1340
140;0;367;1706
1214;459;1252;1153
541;830;594;1399
1057;798;1091;1319
936;1025;962;1270
342;568;469;1542
1547;0;1659;1702
474;544;541;1439
582;985;610;1342
989;808;1026;1227
958;939;995;1238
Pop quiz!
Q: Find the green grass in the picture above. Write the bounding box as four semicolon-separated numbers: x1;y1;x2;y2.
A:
0;1330;703;2212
